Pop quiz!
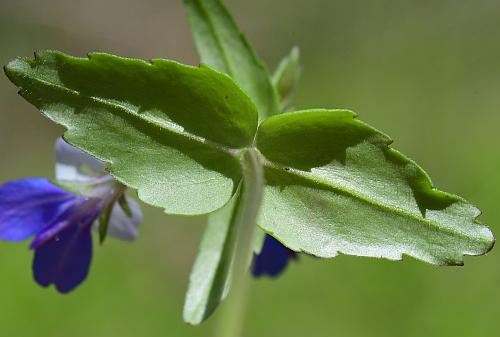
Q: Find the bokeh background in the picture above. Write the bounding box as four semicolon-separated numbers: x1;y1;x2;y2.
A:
1;1;499;336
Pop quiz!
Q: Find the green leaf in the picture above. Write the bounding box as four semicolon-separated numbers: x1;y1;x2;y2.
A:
183;187;239;325
184;149;264;325
256;109;494;265
5;51;493;266
4;50;259;215
184;0;280;121
272;46;301;111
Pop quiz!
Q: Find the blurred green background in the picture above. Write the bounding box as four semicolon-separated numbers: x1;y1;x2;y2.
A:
1;1;499;336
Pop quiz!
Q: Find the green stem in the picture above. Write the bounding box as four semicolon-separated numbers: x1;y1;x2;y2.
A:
215;148;264;337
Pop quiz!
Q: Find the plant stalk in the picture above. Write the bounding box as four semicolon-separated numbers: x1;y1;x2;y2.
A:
215;149;263;337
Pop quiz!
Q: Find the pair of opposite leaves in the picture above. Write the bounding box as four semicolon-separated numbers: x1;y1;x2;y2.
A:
4;0;493;325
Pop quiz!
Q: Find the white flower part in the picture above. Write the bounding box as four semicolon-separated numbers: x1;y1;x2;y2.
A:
93;197;142;241
55;137;104;181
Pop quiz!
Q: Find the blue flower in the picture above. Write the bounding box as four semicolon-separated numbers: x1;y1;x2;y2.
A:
252;234;298;277
0;138;142;293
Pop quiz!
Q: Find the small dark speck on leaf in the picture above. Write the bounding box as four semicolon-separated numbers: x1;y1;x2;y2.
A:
284;167;290;171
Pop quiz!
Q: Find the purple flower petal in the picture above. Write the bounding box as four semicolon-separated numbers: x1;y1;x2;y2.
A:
252;234;297;278
30;197;101;249
33;224;93;293
0;178;75;242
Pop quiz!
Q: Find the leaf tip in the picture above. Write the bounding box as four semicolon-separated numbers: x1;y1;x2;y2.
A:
488;237;496;253
481;228;495;255
182;312;202;326
3;57;25;82
3;62;14;81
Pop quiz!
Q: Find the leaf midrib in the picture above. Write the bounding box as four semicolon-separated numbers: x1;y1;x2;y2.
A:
260;157;489;245
194;0;234;75
20;70;239;157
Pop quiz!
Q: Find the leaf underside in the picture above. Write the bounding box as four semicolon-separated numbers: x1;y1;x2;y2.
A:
5;51;259;215
257;109;494;265
4;51;493;265
183;187;241;325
